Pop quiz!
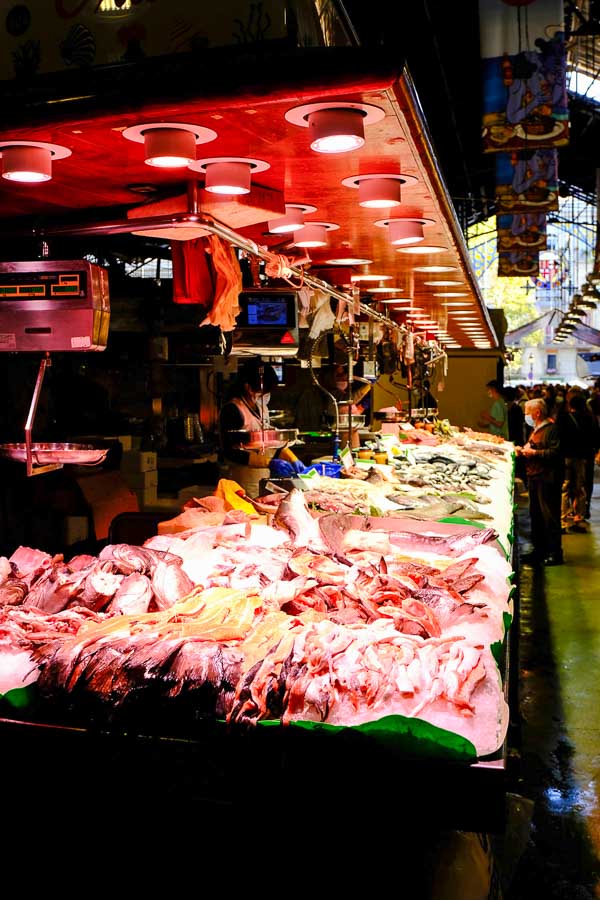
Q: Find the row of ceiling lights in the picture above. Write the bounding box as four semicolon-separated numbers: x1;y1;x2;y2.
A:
0;109;444;252
0;99;489;347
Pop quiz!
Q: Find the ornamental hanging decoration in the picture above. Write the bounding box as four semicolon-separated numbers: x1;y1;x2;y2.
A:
479;0;568;276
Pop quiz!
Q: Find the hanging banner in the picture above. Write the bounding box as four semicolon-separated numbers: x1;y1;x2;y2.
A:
498;248;540;278
497;212;547;253
479;0;568;153
532;250;567;290
495;148;558;213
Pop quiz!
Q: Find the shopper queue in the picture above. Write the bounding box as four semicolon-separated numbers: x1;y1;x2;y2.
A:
482;379;600;567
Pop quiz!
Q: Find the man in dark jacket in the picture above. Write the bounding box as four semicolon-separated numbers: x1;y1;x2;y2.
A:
517;397;563;565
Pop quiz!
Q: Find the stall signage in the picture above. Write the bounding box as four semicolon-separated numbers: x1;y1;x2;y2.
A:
339;445;354;472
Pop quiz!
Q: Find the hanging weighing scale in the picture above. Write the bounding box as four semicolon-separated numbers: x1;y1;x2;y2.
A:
0;259;111;476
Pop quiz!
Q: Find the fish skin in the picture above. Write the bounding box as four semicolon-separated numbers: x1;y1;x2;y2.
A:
388;527;497;556
108;573;154;616
151;560;194;610
273;489;325;549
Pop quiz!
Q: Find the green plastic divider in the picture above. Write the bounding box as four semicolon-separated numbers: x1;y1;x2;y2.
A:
258;714;477;761
0;686;34;709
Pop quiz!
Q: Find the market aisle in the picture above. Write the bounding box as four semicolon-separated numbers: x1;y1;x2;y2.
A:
508;483;600;898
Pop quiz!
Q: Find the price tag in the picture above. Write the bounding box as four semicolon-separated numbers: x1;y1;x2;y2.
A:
340;445;354;472
394;446;416;464
299;467;319;481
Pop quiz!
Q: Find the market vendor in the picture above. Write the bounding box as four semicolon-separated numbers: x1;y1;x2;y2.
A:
218;359;280;497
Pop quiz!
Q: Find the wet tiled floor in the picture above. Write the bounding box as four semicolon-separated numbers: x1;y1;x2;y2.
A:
505;484;600;898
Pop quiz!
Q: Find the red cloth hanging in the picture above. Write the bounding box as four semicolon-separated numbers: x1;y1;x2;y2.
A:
171;238;214;305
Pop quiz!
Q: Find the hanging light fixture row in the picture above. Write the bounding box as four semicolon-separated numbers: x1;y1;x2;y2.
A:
0;103;402;227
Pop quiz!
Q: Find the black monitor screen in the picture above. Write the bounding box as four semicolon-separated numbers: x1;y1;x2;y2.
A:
247;299;288;326
237;291;298;329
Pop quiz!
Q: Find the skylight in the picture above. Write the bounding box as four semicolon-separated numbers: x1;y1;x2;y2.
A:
568;68;600;103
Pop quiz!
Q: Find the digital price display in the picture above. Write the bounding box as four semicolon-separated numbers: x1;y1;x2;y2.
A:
0;272;85;299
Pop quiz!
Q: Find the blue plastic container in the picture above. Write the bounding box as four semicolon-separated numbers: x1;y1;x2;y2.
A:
307;461;341;477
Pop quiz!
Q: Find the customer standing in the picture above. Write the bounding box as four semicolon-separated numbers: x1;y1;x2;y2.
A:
559;391;600;524
517;398;563;566
479;379;509;439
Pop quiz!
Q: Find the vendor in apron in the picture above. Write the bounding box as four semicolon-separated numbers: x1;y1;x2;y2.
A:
219;359;280;498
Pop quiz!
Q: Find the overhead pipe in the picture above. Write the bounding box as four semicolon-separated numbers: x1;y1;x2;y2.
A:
23;205;409;333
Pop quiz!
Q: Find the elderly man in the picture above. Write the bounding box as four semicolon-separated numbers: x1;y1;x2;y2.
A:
516;397;563;566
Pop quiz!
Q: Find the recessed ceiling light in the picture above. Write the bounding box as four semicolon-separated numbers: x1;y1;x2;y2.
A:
0;140;72;182
267;203;317;234
381;298;412;304
190;156;270;193
342;173;418;207
433;291;469;297
285;101;385;153
375;216;435;246
442;301;474;307
325;257;372;265
293;221;339;247
396;245;447;255
363;286;409;294
122;122;217;168
414;265;458;273
351;274;393;282
424;280;466;287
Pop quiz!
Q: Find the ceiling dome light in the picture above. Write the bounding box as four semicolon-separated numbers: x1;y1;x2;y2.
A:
189;156;270;195
267;203;316;235
285;101;385;154
341;173;417;208
309;108;365;153
442;301;474;307
293;221;339;248
122;122;217;168
351;274;392;282
375;216;434;246
396;244;448;255
325;257;373;265
363;286;405;293
0;140;71;183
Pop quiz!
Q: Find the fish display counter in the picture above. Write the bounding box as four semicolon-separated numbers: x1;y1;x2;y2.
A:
0;434;516;832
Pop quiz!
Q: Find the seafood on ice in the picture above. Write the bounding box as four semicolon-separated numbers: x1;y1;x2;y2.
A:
0;490;513;758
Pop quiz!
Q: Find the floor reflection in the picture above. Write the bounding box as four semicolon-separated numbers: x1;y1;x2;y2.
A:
507;483;600;897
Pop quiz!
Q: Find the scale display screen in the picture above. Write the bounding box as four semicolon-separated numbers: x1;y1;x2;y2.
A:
247;299;288;326
0;271;86;299
237;290;298;329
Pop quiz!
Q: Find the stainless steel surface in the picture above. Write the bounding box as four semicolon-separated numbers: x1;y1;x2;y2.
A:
268;409;295;427
241;427;299;450
0;259;110;352
335;414;366;428
0;442;109;465
23;354;61;476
